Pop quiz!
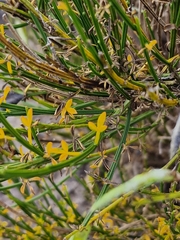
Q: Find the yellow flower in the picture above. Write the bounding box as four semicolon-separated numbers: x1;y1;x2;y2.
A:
57;1;68;11
45;140;80;161
88;112;107;145
59;99;77;124
0;128;14;141
0;86;11;104
44;142;58;164
45;142;54;157
0;55;13;75
0;24;5;37
58;140;69;161
6;61;13;74
145;39;157;51
101;212;114;229
66;206;76;223
33;226;42;235
21;108;33;145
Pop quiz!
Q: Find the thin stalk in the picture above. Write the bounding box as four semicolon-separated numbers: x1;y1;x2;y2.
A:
81;105;132;226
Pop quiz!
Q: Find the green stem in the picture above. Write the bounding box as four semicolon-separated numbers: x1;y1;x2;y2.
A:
81;104;132;226
0;112;44;156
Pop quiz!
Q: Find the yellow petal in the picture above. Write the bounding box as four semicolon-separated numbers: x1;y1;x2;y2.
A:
51;158;58;165
90;163;98;169
46;142;53;155
65;99;73;109
7;61;13;74
61;107;66;118
50;147;63;154
21;116;29;127
0;128;5;139
94;131;100;145
99;125;107;132
19;145;24;156
59;153;68;161
159;98;178;106
20;183;26;194
0;96;4;104
27;108;33;126
68;151;80;156
30;177;41;181
167;54;179;63
69;114;75;119
0;59;5;64
24;84;31;94
4;135;14;140
61;140;68;151
0;24;5;37
97;112;106;127
145;40;157;51
68;107;77;115
127;54;132;62
27;128;32;145
88;122;97;131
3;86;11;100
59;117;65;124
57;2;68;11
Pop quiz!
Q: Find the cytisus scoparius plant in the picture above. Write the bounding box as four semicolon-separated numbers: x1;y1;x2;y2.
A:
0;0;179;239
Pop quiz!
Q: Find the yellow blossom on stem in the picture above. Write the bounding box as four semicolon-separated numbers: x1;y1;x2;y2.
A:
66;206;76;223
145;39;157;51
44;142;53;157
44;142;58;165
88;112;107;145
0;55;13;75
45;140;80;162
20;108;33;145
59;99;77;124
0;128;14;141
0;24;5;37
57;1;68;11
33;226;42;235
101;212;114;229
0;86;11;104
6;61;13;74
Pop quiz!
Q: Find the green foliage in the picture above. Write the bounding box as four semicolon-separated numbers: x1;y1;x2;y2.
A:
0;0;179;239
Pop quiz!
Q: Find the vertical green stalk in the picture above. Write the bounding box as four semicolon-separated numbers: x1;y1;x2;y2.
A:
135;17;160;83
0;112;44;156
169;0;180;57
120;22;128;57
109;6;121;58
84;0;112;65
81;104;132;226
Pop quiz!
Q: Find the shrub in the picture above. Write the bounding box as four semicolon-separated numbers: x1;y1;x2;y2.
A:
0;0;179;239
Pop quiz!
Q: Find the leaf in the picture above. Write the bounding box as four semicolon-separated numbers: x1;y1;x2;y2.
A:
90;169;174;212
